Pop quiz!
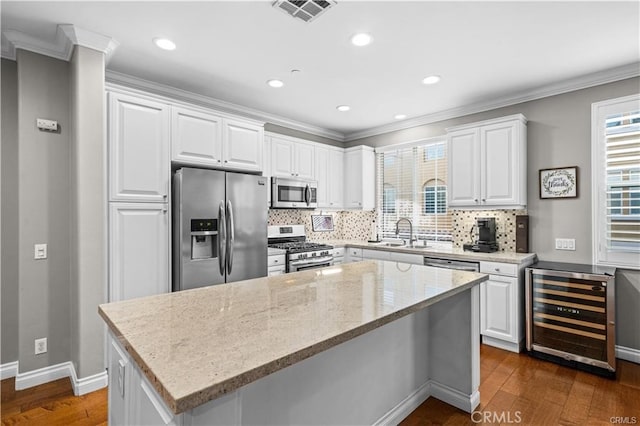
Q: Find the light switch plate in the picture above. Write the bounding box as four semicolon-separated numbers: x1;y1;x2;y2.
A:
555;238;576;251
36;118;58;132
34;243;47;259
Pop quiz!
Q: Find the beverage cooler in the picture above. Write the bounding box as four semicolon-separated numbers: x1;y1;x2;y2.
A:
525;261;616;376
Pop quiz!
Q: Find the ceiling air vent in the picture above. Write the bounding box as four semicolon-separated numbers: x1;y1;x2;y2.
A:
272;0;337;23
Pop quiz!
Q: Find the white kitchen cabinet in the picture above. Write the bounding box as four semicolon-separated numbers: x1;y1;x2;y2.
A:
315;145;344;209
171;105;223;167
130;366;177;426
389;252;424;265
172;105;263;173
362;249;390;261
345;247;363;263
447;114;527;209
108;335;129;426
222;118;264;172
479;260;524;352
109;92;170;203
332;247;345;265
344;145;375;210
264;136;272;207
109;203;170;302
271;136;314;180
268;252;286;276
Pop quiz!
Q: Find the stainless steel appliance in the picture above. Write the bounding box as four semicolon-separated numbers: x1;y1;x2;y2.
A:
267;225;333;272
525;261;616;376
173;167;268;291
463;217;499;253
271;177;318;209
423;257;480;272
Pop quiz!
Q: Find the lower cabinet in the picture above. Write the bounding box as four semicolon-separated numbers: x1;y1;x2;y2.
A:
344;247;363;263
479;261;525;352
109;203;170;301
268;252;286;276
361;249;424;265
108;334;178;426
331;247;345;265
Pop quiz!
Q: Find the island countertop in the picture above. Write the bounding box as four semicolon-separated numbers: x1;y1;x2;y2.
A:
98;260;488;414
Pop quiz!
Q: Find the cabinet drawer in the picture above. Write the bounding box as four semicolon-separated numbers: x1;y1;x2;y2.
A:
347;248;362;258
481;261;517;277
268;266;285;276
332;247;345;257
268;255;286;267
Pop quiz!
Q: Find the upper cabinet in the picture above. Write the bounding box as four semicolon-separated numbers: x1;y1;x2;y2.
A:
344;145;375;210
271;136;315;180
109;92;170;203
171;105;263;172
447;114;527;209
315;144;344;209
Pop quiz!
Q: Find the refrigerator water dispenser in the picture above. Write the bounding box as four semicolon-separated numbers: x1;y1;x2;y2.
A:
190;219;217;260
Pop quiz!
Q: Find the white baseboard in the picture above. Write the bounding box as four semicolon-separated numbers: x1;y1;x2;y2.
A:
373;380;431;426
0;361;19;380
481;336;520;353
374;379;478;425
15;361;107;395
429;380;480;413
616;345;640;364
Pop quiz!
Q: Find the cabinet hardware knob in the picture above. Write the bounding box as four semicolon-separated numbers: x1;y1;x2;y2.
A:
274;260;278;263
474;199;478;203
224;160;228;163
495;268;500;272
482;198;486;202
162;209;167;213
163;194;168;198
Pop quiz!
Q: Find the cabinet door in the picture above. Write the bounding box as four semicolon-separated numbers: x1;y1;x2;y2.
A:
109;92;169;203
480;275;517;342
109;203;170;302
264;136;272;207
130;364;177;426
314;146;330;207
295;142;315;179
328;149;344;208
447;129;480;207
271;138;295;177
481;121;519;206
108;335;129;426
362;249;390;261
344;150;363;209
222;119;263;172
171;106;222;166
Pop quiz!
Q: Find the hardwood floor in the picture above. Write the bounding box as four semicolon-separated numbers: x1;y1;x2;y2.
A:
1;345;638;425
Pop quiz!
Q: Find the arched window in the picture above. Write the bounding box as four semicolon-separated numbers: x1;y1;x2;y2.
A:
424;179;446;214
383;184;396;213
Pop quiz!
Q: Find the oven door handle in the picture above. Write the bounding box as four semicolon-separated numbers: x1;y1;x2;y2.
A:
289;255;334;267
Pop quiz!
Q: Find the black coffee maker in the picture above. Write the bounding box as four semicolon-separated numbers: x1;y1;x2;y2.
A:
464;217;499;252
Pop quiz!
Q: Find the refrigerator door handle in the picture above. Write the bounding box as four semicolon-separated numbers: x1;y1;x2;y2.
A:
226;200;235;275
218;201;226;275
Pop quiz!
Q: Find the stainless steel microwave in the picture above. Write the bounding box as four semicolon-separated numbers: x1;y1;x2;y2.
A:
271;177;318;209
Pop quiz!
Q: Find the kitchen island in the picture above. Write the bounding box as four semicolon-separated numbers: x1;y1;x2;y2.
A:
99;260;488;425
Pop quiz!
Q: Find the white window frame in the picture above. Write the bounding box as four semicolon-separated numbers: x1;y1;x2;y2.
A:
591;94;640;269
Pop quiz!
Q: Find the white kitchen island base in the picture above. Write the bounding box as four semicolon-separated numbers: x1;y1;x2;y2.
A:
108;284;480;425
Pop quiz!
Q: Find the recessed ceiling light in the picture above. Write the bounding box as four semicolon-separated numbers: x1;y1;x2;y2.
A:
153;38;176;51
422;75;441;85
267;79;284;88
350;33;373;47
394;114;407;120
336;105;351;112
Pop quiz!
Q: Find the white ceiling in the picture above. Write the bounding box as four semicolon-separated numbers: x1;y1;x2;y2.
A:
2;1;639;140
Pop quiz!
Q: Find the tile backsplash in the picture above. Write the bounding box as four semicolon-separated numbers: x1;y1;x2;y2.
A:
451;209;527;252
269;208;526;252
268;210;376;241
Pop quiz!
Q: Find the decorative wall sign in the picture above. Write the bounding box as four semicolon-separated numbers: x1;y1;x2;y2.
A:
539;167;578;199
311;215;334;232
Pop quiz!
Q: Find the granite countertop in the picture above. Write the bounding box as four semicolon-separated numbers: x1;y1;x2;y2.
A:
323;240;537;264
98;260;487;414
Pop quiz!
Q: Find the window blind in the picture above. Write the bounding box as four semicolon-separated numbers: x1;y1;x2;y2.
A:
376;140;452;241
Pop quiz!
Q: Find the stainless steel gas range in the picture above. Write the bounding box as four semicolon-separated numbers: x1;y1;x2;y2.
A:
267;225;334;273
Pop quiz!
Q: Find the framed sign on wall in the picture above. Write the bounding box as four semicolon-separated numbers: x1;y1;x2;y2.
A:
539;166;578;199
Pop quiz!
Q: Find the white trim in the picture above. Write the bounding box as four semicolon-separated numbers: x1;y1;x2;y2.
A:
14;361;107;395
481;336;522;353
0;361;19;380
616;345;640;365
1;25;117;62
106;71;344;141
345;63;640;141
373;379;479;425
374;135;446;153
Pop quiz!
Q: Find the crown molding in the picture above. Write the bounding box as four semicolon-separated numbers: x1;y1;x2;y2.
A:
1;25;118;63
344;62;640;141
105;70;345;141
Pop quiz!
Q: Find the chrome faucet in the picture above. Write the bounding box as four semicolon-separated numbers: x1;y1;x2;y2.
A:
395;218;417;245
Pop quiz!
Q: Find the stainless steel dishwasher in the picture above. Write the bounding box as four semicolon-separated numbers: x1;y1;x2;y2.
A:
423;257;480;272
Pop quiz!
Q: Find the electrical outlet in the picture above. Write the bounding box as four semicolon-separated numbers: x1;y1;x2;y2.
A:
35;338;47;355
34;244;47;260
555;238;576;251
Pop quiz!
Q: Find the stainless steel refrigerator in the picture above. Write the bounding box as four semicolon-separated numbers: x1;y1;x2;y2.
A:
173;167;268;291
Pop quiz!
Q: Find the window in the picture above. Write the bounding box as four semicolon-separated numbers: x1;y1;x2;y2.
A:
424;180;447;214
592;94;640;269
376;139;452;242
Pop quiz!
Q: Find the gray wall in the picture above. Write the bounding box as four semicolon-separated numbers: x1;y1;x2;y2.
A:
69;46;106;378
1;58;19;364
348;77;640;351
265;123;343;147
16;50;71;371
